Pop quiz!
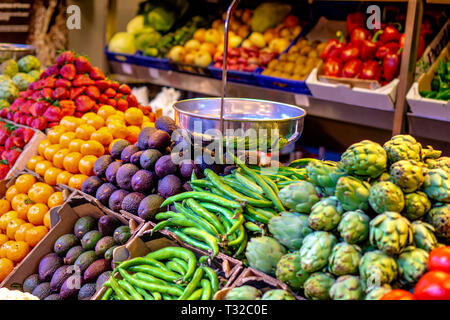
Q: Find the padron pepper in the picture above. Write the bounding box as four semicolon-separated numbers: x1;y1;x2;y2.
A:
376;42;400;60
380;24;402;43
321;31;345;60
361;60;382;81
382;48;402;82
341;58;363;78
360;30;383;61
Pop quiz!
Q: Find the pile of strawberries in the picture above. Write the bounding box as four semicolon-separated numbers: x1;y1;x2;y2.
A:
0;120;35;179
0;51;150;130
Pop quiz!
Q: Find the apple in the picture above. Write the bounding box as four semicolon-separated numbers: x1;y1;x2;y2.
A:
185;39;201;52
241;9;252;24
184;52;195;65
249;32;266;49
212;19;222;30
241;39;253;50
193;28;206;43
200;43;216;56
205;29;220;45
237;25;250;38
229;35;243;48
168;46;186;63
194;51;212;68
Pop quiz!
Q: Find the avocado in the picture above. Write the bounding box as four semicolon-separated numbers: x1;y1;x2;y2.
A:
158;175;182;198
95;183;117;206
139;149;162;170
81;230;102;250
96;271;112;291
138;194;164;220
108;189;129;212
116;163;140;190
95;236;116;257
148;130;171;151
32;282;52;300
121;145;140;163
104;246;118;262
44;294;62;300
105;161;122;184
130;151;144;166
81;176;103;196
54;234;79;256
74;250;97;273
64;246;84;265
23;274;41;293
113;226;131;245
155;116;177;135
93;155;114;178
78;283;97;300
155;155;177;178
98;215;121;236
60;275;81;299
84;259;111;283
179;159;200;180
138;127;156;150
74;216;97;239
131;170;155;193
121;192;145;215
111;140;130;160
50;265;73;292
38;253;63;282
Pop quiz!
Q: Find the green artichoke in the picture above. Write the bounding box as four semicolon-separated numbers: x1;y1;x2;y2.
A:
299;231;337;272
245;236;286;275
337;210;370;244
383;135;422;164
0;99;10;110
261;289;295;300
422;145;442;161
308;196;343;231
306;160;346;196
397;246;428;284
427;157;450;173
335;176;370;211
27;70;41;81
364;284;392;300
339;140;387;178
369;212;413;255
329;275;364;300
0;80;19;103
390;160;425;193
276;253;309;290
0;74;10;83
268;212;313;251
12;72;34;91
303;272;335;300
328;243;361;276
411;221;438;252
0;59;18;77
17;55;40;73
426;203;450;239
369;181;405;214
423;169;450;203
278;181;319;213
371;172;391;185
225;286;261;300
359;250;398;288
402;191;431;221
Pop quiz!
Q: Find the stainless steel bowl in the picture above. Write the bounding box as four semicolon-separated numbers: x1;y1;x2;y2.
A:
174;97;306;151
0;43;36;63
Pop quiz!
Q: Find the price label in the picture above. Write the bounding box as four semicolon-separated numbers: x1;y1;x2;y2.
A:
294;94;310;107
122;63;132;75
149;68;160;78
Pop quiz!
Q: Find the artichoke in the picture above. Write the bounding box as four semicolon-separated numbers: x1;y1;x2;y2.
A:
268;212;313;251
427;157;450;173
17;55;40;73
337;210;370;244
411;221;438;252
402;191;431;221
308;196;343;231
426;203;450;239
0;99;10;110
390;160;425;193
329;275;364;300
303;272;335;300
0;59;18;77
371;172;391;185
276;253;309;290
328;243;361;276
299;231;337;272
383;135;422;163
397;246;428;284
306;160;346;196
369;212;413;255
339;140;387;178
278;181;319;213
27;70;41;81
364;284;392;300
12;72;35;91
423;169;450;203
0;74;10;83
261;289;295;300
335;176;370;211
422;145;442;161
245;237;286;275
359;250;398;288
369;181;405;214
225;286;261;300
0;80;19;103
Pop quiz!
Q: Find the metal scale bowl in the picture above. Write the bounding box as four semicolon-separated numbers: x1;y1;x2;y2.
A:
173;0;306;152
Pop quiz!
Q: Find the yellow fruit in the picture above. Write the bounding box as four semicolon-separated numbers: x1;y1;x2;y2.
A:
47;192;64;209
11;194;27;211
91;129;113;146
108;121;128;139
34;160;53;177
5;186;18;203
25;226;48;247
44;167;63;186
63;152;83;174
44;144;61;162
15;201;32;220
14;174;36;194
6;218;26;240
56;171;73;185
84;114;105;130
60;116;84;132
125;108;144;126
28;183;54;205
78;155;98;176
75;124;96;141
59;132;76;149
80;140;105;157
0;211;18;232
53;148;70;169
68;139;85;153
0;258;14;282
68;174;88;190
97;105;116;120
106;114;125;125
27;203;48;226
26;155;44;171
0;200;10;216
6;241;30;263
43;211;51;229
38;139;51;157
14;223;33;242
47;127;66;144
126;126;140;144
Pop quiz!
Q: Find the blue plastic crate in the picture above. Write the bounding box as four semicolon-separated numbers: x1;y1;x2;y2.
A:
133;51;171;70
254;67;311;95
208;64;257;85
104;47;139;65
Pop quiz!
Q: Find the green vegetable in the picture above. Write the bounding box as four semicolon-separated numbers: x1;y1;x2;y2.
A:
108;32;137;54
161;191;242;209
119;268;184;296
109;275;131;300
127;15;145;34
118;279;144;300
145;247;197;281
147;7;175;33
178;267;203;300
182;227;219;257
251;2;292;33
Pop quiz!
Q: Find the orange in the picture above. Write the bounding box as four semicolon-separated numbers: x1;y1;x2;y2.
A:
126;126;141;144
109;139;122;153
75;124;96;141
47;191;64;209
84;114;105;130
5;186;18;203
0;258;14;282
53;148;70;169
28;183;54;204
0;234;7;246
44;144;61;162
26;155;45;171
125;108;144;126
97;105;116;120
68;174;88;190
0;241;14;259
25;226;48;247
0;200;10;215
106;114;125;125
6;241;30;263
44;167;63;186
108;121;129;139
6;218;26;239
81;112;97;120
60;116;84;131
80;140;104;157
59;131;76;149
15;200;33;220
11;194;28;211
34;160;52;177
78;155;97;176
90;129;113;146
0;211;18;232
43;211;51;229
68;139;85;153
47;126;67;144
14;223;33;242
115;110;125;118
63;152;82;174
142;121;155;129
37;139;51;157
56;171;73;185
27;203;48;225
14;174;37;194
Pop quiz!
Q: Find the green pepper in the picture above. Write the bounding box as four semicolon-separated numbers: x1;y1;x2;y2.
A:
439;75;449;91
437;58;446;77
436;89;450;101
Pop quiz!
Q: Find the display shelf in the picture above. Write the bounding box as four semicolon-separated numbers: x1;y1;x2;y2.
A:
407;113;450;143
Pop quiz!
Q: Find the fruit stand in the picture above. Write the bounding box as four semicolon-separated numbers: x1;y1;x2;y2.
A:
0;0;447;303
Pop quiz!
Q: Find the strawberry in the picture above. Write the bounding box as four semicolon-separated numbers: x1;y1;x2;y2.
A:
22;128;34;144
52;87;70;100
6;111;14;121
19;90;32;98
114;93;124;100
117;99;128;112
98;94;109;104
47;122;59;129
1;150;6;160
4;136;14;149
75;95;95;113
43;77;57;88
0;108;7;118
40;64;59;78
31;90;41;100
13;112;21;124
86;86;100;100
0;164;9;180
0;131;7;145
60;64;76;80
40;87;53;100
21;100;34;114
70;86;86;100
56;78;72;88
110;81;120;91
30;101;50;117
90;67;105;80
127;95;139;108
93;104;100;113
56;51;76;66
95;79;111;91
119;84;131;95
107;99;117;108
31;116;48;130
26;115;34;127
43;105;63;122
74;112;84;118
104;88;116;98
73;74;95;87
75;56;92;74
5;149;21;166
59;100;76;117
19;114;28;125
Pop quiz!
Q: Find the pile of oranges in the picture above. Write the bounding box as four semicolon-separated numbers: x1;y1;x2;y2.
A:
27;105;155;190
0;174;64;283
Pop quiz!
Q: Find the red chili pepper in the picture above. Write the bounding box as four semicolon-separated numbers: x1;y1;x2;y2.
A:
360;60;382;81
376;42;400;60
350;27;371;45
341;59;363;78
346;12;365;35
399;34;425;59
382;48;402;82
320;31;346;60
360;30;383;61
323;57;343;77
380;24;402;43
341;42;361;62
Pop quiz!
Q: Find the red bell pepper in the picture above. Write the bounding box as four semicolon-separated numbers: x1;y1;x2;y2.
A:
341;42;361;62
399;33;425;59
420;19;433;40
360;30;383;61
321;31;346;60
323;57;343;77
382;48;402;82
376;42;400;60
346;12;365;35
380;24;402;43
360;60;382;81
350;28;371;45
414;271;450;300
341;59;363;78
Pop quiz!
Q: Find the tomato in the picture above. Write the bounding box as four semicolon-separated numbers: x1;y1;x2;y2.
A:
414;271;450;300
428;247;450;274
380;289;415;300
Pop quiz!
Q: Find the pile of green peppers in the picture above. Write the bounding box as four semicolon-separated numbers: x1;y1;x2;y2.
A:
420;58;450;101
